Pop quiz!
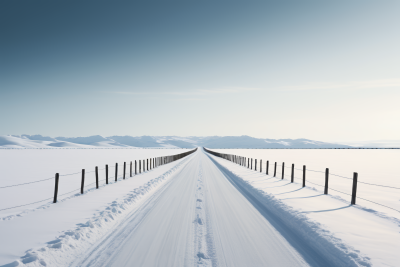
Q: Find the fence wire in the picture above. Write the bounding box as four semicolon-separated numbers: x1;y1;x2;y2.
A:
209;151;400;214
0;149;197;212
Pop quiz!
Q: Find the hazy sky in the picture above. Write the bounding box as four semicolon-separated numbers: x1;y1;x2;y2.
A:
1;0;399;142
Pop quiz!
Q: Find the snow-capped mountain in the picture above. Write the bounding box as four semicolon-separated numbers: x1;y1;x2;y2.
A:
0;135;352;148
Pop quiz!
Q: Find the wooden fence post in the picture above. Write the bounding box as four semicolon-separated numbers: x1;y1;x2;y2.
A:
106;164;108;184
351;172;358;205
251;159;253;170
291;164;294;183
81;169;85;194
302;165;306;187
274;162;277;177
324;168;329;194
266;161;269;175
130;161;132;177
96;166;99;189
115;163;118;182
124;162;126;179
282;162;285;179
260;160;262;172
255;159;257;171
53;173;59;203
135;160;137;174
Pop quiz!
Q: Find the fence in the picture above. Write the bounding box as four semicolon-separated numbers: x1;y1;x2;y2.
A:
0;148;197;212
203;147;400;213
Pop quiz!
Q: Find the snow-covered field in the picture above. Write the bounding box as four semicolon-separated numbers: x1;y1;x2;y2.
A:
0;148;191;266
0;148;399;266
213;149;400;220
209;149;400;267
0;149;190;217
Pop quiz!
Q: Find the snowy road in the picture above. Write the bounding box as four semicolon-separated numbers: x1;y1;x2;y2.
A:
73;149;308;267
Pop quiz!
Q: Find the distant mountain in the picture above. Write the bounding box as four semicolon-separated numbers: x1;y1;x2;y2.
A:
0;135;353;149
339;140;400;148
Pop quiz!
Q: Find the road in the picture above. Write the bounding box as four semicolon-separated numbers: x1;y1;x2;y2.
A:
73;149;308;267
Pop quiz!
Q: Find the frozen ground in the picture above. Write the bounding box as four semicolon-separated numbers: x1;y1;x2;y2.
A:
0;148;398;266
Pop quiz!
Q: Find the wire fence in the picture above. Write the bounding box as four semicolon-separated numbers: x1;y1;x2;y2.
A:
204;148;400;214
0;148;197;213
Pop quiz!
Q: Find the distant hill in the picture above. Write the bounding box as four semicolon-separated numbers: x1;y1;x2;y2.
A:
0;135;353;149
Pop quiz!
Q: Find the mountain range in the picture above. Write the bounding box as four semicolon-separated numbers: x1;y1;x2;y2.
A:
0;135;354;149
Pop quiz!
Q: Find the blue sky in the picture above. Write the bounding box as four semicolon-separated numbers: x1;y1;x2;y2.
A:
1;0;399;142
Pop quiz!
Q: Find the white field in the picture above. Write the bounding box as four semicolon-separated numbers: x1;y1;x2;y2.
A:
213;149;400;220
0;148;399;266
0;148;190;217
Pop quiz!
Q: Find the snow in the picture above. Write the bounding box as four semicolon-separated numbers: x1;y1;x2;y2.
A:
0;134;353;149
71;149;308;267
0;148;398;266
0;149;192;266
341;140;400;148
211;149;400;266
213;149;400;220
0;149;190;217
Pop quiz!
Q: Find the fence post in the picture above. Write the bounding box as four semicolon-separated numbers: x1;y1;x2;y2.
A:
291;164;294;183
251;159;253;170
106;164;108;184
282;162;285;179
302;165;306;187
274;162;277;177
115;163;118;182
266;161;269;175
53;173;59;203
260;160;262;172
139;160;141;173
255;159;257;171
81;169;85;194
324;168;329;194
130;161;132;177
248;158;249;168
351;172;358;205
147;159;148;171
123;162;126;179
96;166;99;189
135;160;137;174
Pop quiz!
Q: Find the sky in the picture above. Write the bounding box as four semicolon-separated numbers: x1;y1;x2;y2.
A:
1;0;399;142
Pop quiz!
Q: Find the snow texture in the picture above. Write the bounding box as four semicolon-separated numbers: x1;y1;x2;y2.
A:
210;149;400;266
0;153;192;266
1;148;398;266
